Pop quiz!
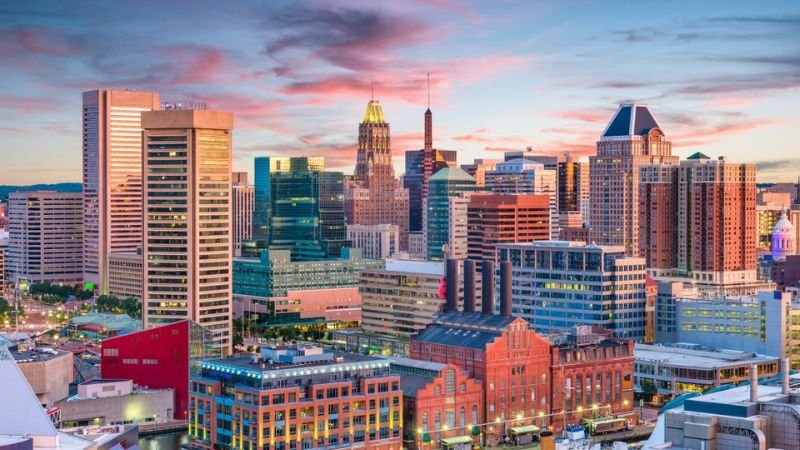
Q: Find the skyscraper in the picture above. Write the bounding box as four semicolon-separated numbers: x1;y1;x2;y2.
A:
589;104;678;255
404;148;457;232
231;172;254;257
247;157;348;260
82;89;159;293
346;100;409;249
557;156;590;226
141;108;233;354
7;191;83;285
426;168;477;260
640;153;758;292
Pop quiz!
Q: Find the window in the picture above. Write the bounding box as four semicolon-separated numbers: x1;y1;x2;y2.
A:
460;407;466;426
460;382;466;393
471;406;478;425
446;410;455;428
445;369;456;393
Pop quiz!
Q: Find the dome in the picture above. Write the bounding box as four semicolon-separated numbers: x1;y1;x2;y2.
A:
773;210;795;235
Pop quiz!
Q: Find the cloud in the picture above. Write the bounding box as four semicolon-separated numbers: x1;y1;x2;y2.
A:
264;5;434;72
0;26;83;57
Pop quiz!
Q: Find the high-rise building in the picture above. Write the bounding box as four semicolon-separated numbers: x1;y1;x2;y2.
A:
466;194;550;262
107;250;143;300
346;100;409;249
426;168;477;261
557;156;590;226
189;346;402;450
346;224;400;259
640;153;758;289
0;202;8;232
249;156;348;260
7;191;83;285
589;104;678;255
82;89;160;293
461;159;500;188
486;159;558;239
497;241;647;340
405;148;458;233
141;108;234;354
232;172;254;257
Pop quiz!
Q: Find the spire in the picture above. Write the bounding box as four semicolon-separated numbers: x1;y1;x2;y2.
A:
371;77;374;101
427;72;430;110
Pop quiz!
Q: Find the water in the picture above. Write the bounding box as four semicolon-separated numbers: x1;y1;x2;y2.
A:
139;431;188;450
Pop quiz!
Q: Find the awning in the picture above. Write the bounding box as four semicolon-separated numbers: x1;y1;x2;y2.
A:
440;436;474;445
510;425;540;435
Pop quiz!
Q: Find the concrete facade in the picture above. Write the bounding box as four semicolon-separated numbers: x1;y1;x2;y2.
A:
13;346;73;408
106;251;142;300
347;224;401;260
57;388;174;427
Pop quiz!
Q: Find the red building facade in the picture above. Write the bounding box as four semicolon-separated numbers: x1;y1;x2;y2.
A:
101;320;220;420
548;327;635;432
410;314;551;433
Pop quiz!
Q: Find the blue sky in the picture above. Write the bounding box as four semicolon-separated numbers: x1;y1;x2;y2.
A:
0;0;798;184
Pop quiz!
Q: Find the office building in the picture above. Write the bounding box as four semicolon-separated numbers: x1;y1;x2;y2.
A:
548;326;635;431
233;248;382;328
557;157;589;225
390;357;483;449
654;288;800;370
7;191;83;285
0;202;8;231
466;194;550;262
57;379;175;428
347;100;409;250
141;108;234;354
461;159;500;188
101;320;221;421
107;250;143;300
634;343;778;397
589;104;678;255
359;259;482;340
410;261;552;432
189;346;402;450
82;89;160;293
407;232;425;259
249;157;349;260
347;224;400;260
503;149;557;168
497;241;647;340
486;159;558;239
232;173;255;257
0;238;5;290
640;153;758;289
426;168;477;261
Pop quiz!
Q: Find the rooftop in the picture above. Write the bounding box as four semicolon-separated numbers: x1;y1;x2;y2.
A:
635;343;778;369
384;258;443;276
70;313;142;332
413;312;519;350
429;167;475;183
362;100;386;124
201;351;387;379
601;103;662;138
9;344;70;363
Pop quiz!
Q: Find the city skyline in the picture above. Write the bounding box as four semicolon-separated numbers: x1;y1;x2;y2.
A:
1;0;798;185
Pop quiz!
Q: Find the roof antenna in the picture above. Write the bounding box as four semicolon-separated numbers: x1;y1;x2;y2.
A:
371;77;374;102
427;72;430;109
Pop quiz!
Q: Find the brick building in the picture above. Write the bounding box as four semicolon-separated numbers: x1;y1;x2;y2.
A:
548;326;635;431
189;346;402;450
390;357;483;449
410;261;552;439
466;194;550;261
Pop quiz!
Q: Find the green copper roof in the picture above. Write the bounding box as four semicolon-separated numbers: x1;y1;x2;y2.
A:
429;167;475;182
687;152;710;160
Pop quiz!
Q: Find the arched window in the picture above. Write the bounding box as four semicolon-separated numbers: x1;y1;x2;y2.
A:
472;405;478;425
435;385;441;396
460;407;466;426
422;412;429;432
434;412;441;432
460;382;466;393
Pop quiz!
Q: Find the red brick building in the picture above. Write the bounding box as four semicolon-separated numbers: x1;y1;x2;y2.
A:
190;346;402;450
466;194;550;261
390;358;483;448
548;326;635;431
410;290;552;436
644;277;658;343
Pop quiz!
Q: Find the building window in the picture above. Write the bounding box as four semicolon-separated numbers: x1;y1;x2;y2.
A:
445;369;456;394
460;407;466;426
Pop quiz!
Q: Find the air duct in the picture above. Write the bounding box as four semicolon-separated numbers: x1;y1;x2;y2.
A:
500;260;513;318
481;260;495;315
464;260;476;313
445;259;459;313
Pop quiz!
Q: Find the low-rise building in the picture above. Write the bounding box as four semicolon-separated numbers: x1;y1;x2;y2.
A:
56;379;174;427
106;251;142;300
10;343;72;408
189;346;403;450
634;343;780;397
233;248;382;327
390;357;483;450
331;330;410;357
548;326;635;431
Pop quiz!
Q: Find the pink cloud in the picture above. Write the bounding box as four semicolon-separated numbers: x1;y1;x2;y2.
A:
703;96;760;110
165;46;227;85
0;27;83;57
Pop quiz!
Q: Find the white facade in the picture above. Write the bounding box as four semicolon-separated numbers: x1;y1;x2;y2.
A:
347;223;400;259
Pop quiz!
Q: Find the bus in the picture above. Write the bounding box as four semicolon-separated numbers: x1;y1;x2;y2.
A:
581;417;630;435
